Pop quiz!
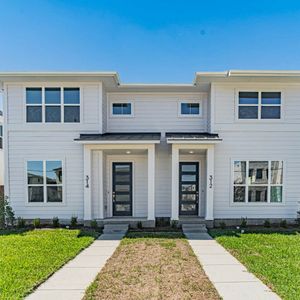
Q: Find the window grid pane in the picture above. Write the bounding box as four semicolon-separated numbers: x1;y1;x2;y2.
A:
181;103;200;115
27;160;63;203
238;91;281;120
112;103;131;115
45;88;61;104
233;160;283;203
26;88;42;104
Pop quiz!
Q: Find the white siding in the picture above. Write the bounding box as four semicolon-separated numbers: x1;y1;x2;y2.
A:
213;83;300;131
8;131;84;219
6;83;103;219
213;83;300;219
107;93;208;133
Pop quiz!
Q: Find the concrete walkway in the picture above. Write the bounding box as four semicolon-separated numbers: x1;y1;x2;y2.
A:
185;232;281;300
26;233;124;300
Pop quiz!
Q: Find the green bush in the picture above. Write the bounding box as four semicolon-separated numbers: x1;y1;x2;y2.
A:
0;194;15;228
280;219;287;228
219;221;226;229
264;219;271;228
70;216;78;227
240;217;247;228
171;220;178;229
17;217;26;228
33;218;41;228
90;219;98;229
137;221;143;229
52;217;60;228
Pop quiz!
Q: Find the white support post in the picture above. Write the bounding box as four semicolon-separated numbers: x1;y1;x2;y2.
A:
171;145;179;220
98;150;104;219
83;145;92;220
147;144;155;220
206;146;215;220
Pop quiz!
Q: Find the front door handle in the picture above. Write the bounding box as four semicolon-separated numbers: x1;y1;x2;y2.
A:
112;192;116;202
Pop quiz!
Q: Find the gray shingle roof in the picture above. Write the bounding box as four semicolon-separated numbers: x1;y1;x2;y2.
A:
75;132;161;141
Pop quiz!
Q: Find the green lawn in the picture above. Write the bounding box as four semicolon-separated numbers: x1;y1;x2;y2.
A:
0;229;97;299
210;229;300;300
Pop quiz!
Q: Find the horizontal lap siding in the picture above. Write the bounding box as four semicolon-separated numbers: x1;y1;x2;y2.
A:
8;131;84;219
6;84;102;219
213;83;300;219
107;93;208;133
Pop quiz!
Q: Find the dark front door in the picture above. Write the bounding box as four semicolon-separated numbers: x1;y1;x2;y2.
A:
179;162;199;215
112;162;133;216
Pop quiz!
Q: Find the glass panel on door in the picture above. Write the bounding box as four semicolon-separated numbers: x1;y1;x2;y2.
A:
179;162;199;216
112;162;132;216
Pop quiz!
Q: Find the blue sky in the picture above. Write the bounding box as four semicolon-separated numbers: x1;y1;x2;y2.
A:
1;0;300;83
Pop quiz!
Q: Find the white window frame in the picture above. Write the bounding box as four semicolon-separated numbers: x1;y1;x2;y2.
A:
110;101;134;118
235;90;283;122
178;100;202;117
26;159;65;206
25;87;81;123
231;159;285;206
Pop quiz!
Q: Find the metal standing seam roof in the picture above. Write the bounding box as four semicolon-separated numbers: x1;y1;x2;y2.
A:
74;132;161;141
165;132;221;140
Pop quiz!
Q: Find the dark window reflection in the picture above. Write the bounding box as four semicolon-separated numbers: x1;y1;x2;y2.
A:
46;161;62;184
27;161;43;184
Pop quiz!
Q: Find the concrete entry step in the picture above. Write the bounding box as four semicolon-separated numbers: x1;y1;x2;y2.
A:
182;223;207;233
103;223;129;234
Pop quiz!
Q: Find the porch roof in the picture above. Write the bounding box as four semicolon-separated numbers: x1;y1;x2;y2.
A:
74;132;161;144
166;132;222;144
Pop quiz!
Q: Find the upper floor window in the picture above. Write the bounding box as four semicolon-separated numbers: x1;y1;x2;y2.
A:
238;91;281;120
27;160;63;203
112;103;132;116
180;102;201;116
233;160;283;203
26;87;80;123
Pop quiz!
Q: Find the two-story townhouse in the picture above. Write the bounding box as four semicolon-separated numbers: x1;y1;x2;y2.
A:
0;71;299;227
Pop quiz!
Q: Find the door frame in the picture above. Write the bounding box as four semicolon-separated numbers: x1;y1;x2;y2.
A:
108;157;135;218
179;160;201;216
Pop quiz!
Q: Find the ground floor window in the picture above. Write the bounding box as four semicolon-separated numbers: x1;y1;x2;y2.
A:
27;160;63;203
233;160;283;203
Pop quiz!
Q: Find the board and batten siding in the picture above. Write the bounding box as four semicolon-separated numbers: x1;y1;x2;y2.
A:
212;83;300;219
5;83;103;219
106;93;208;133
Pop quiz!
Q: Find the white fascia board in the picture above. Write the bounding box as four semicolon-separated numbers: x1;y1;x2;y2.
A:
167;139;222;144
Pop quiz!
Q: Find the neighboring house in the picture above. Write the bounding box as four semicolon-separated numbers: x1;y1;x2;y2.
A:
0;111;3;188
0;71;298;226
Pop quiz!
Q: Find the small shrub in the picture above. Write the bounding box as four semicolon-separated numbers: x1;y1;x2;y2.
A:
70;216;78;227
171;220;178;229
90;219;98;229
52;217;60;228
240;217;247;228
264;219;271;228
137;221;143;229
33;218;41;228
17;217;26;228
280;219;287;228
0;194;15;228
156;217;170;227
219;221;226;229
